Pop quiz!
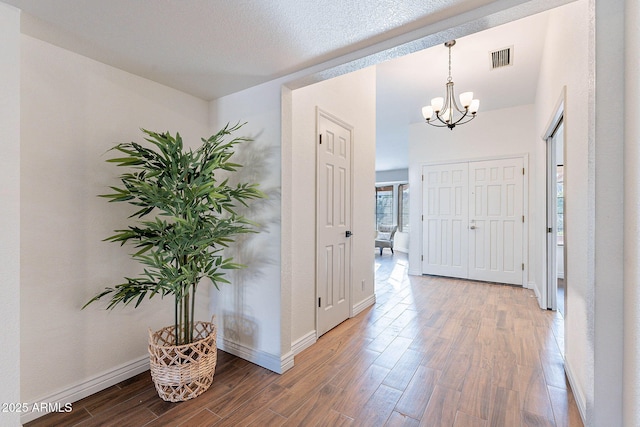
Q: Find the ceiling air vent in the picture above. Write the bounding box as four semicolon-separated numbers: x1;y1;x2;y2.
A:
490;46;513;69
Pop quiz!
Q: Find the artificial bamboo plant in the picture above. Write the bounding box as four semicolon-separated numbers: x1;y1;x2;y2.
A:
84;123;264;346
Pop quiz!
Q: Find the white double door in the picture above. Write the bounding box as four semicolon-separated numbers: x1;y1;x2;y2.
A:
422;157;524;286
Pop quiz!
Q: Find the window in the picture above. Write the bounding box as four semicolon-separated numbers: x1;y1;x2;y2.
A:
398;183;409;232
375;185;393;229
375;183;409;231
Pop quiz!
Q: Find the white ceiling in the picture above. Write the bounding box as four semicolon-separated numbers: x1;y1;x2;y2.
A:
3;0;553;172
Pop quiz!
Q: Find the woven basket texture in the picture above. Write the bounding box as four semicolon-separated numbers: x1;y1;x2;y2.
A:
148;320;217;402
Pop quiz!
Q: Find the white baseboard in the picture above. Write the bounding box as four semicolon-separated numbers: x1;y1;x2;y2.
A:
20;355;150;424
408;268;422;276
217;337;288;374
291;330;317;356
564;359;587;424
526;281;545;309
352;294;376;316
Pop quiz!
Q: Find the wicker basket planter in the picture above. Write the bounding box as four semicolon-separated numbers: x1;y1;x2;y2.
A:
148;320;217;402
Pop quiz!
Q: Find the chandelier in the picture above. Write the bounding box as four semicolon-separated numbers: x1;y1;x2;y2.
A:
421;40;479;130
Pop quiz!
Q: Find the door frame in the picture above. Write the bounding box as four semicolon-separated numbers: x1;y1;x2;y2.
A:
542;88;567;311
315;107;354;337
420;153;529;286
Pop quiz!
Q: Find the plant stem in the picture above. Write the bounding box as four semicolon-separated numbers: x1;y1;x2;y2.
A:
174;297;179;346
183;287;190;346
190;283;196;343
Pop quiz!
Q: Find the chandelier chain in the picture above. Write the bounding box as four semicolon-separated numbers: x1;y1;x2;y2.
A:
448;45;452;82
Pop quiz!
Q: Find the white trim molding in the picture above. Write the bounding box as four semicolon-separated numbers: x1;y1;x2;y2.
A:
291;330;317;356
352;294;376;316
217;338;289;374
565;359;587;424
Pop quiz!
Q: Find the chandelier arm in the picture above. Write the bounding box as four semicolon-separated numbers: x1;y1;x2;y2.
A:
449;108;470;126
454;113;477;126
425;120;453;128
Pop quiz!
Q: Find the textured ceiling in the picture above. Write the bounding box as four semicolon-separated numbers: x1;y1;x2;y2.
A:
4;0;495;100
3;0;559;172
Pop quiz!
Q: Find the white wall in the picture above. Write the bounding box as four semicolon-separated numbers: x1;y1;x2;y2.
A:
20;34;210;417
0;4;21;427
208;81;286;371
407;104;538;282
376;168;408;182
290;67;377;347
533;0;593;420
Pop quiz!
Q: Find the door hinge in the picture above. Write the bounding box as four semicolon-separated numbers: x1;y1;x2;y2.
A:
319;134;322;145
522;263;525;271
522;215;525;223
422;214;424;221
421;255;424;261
318;297;321;308
523;167;525;175
422;174;424;182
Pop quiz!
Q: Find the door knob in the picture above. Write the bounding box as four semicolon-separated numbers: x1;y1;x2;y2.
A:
345;230;353;237
470;225;476;229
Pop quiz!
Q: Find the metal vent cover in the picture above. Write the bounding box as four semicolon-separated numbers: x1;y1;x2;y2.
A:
490;46;513;69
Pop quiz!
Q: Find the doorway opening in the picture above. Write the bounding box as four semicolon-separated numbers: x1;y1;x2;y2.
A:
544;96;566;316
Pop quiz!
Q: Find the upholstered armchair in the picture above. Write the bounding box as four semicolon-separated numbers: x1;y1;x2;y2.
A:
375;224;398;255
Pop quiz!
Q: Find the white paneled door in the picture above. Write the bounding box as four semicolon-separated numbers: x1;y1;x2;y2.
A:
317;110;352;337
422;157;524;286
422;162;469;278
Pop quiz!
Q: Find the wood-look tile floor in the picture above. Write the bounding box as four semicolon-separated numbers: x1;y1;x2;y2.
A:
26;253;583;427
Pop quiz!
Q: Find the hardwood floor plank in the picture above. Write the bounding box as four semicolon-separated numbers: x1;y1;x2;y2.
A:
382;348;425;391
213;382;287;426
352;384;403;426
540;347;569;390
547;385;584;427
522;410;556;427
420;337;452;371
394;365;439;420
419;385;461;427
453;411;488;427
281;383;344;426
73;387;159;427
384;411;420;426
329;348;381;390
315;409;354;427
492;350;519;391
458;364;492;420
438;350;472;391
206;368;279;418
489;387;520;427
373;336;414;369
518;365;556;422
332;364;391;418
176;408;221;427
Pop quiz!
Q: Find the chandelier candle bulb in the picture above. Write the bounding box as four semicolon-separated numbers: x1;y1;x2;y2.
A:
470;99;480;114
422;105;434;120
459;92;473;108
431;97;444;112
